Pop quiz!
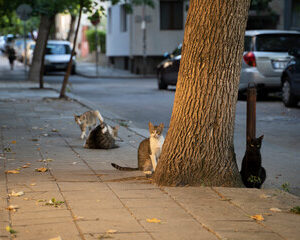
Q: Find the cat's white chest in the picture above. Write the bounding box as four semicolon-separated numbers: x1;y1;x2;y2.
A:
150;136;164;156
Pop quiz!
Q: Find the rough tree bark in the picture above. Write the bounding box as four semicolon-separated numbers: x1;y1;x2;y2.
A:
59;2;83;99
28;15;53;88
154;0;251;187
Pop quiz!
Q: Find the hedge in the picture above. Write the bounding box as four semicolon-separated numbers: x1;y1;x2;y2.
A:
86;29;106;54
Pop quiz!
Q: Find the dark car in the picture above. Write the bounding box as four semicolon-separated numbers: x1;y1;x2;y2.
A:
281;48;300;107
156;44;181;89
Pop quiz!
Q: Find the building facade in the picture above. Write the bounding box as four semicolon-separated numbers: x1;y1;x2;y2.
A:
106;0;189;74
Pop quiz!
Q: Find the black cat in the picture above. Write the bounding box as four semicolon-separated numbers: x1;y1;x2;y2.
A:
240;135;266;188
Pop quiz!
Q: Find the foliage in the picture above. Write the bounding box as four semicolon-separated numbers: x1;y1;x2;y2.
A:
290;206;300;215
250;0;273;12
281;182;290;192
86;29;106;53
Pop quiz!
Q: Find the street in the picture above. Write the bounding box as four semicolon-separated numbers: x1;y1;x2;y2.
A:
1;56;300;195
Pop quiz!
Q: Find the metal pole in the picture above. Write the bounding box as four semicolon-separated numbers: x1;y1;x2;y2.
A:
246;85;256;146
142;3;146;76
95;24;99;76
24;20;27;73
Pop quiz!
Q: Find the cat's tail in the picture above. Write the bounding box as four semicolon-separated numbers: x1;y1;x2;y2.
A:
111;163;139;171
95;110;104;123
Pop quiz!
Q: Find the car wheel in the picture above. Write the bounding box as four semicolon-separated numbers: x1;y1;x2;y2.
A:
282;77;298;107
157;70;167;90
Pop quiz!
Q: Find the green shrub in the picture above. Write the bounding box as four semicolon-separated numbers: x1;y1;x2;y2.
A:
86;29;106;54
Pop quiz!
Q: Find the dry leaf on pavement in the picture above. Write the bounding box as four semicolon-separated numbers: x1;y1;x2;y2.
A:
22;165;30;168
9;191;24;197
6;226;17;234
270;207;282;212
48;236;62;240
7;205;19;212
146;218;161;223
106;229;118;234
5;170;20;174
11;140;16;144
35;167;48;172
30;183;36;186
52;129;58;132
250;214;264;221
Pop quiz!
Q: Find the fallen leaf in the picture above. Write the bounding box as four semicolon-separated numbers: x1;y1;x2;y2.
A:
7;205;19;211
6;226;17;234
11;140;16;144
146;218;161;223
37;199;46;202
74;216;84;221
42;133;48;137
52;129;58;132
23;198;29;201
26;163;31;165
9;191;24;197
22;165;30;168
4;147;11;152
260;194;272;199
270;208;282;212
32;139;39;142
48;236;62;240
106;229;118;234
37;148;40;151
250;214;264;221
30;183;36;186
35;167;48;172
5;170;20;174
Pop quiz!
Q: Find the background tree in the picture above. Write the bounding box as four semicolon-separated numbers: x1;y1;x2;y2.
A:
154;0;251;187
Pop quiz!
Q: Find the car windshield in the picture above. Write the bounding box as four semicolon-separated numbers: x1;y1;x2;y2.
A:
172;44;182;56
255;34;300;52
46;44;71;55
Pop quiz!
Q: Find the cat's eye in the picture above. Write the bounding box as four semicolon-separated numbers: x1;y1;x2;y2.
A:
257;145;260;147
250;144;254;147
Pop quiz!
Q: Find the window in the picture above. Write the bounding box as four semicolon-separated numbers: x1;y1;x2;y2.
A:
160;1;183;30
108;8;112;33
120;4;127;32
46;44;71;55
255;34;300;52
244;37;252;51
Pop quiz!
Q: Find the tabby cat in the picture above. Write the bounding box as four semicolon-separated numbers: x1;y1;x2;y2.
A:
84;122;118;149
240;135;266;188
111;122;164;173
74;110;119;139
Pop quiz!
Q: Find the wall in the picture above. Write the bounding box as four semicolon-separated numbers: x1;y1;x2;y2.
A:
106;5;130;56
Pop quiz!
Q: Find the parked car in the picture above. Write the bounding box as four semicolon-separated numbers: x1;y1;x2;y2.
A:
240;30;300;96
156;44;181;89
281;48;300;107
0;36;6;52
156;30;300;93
44;40;76;74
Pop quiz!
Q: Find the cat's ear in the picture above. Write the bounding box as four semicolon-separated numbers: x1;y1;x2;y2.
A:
148;122;154;130
258;135;264;141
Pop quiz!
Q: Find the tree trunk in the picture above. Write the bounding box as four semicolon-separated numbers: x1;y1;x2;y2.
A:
59;2;83;99
67;14;76;42
28;15;53;88
153;0;251;187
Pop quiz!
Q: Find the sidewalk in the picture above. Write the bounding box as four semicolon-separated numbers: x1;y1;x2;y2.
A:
76;61;155;79
0;77;299;239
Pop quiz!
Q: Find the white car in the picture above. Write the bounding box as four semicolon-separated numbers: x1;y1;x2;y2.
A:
239;30;300;96
44;40;76;74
